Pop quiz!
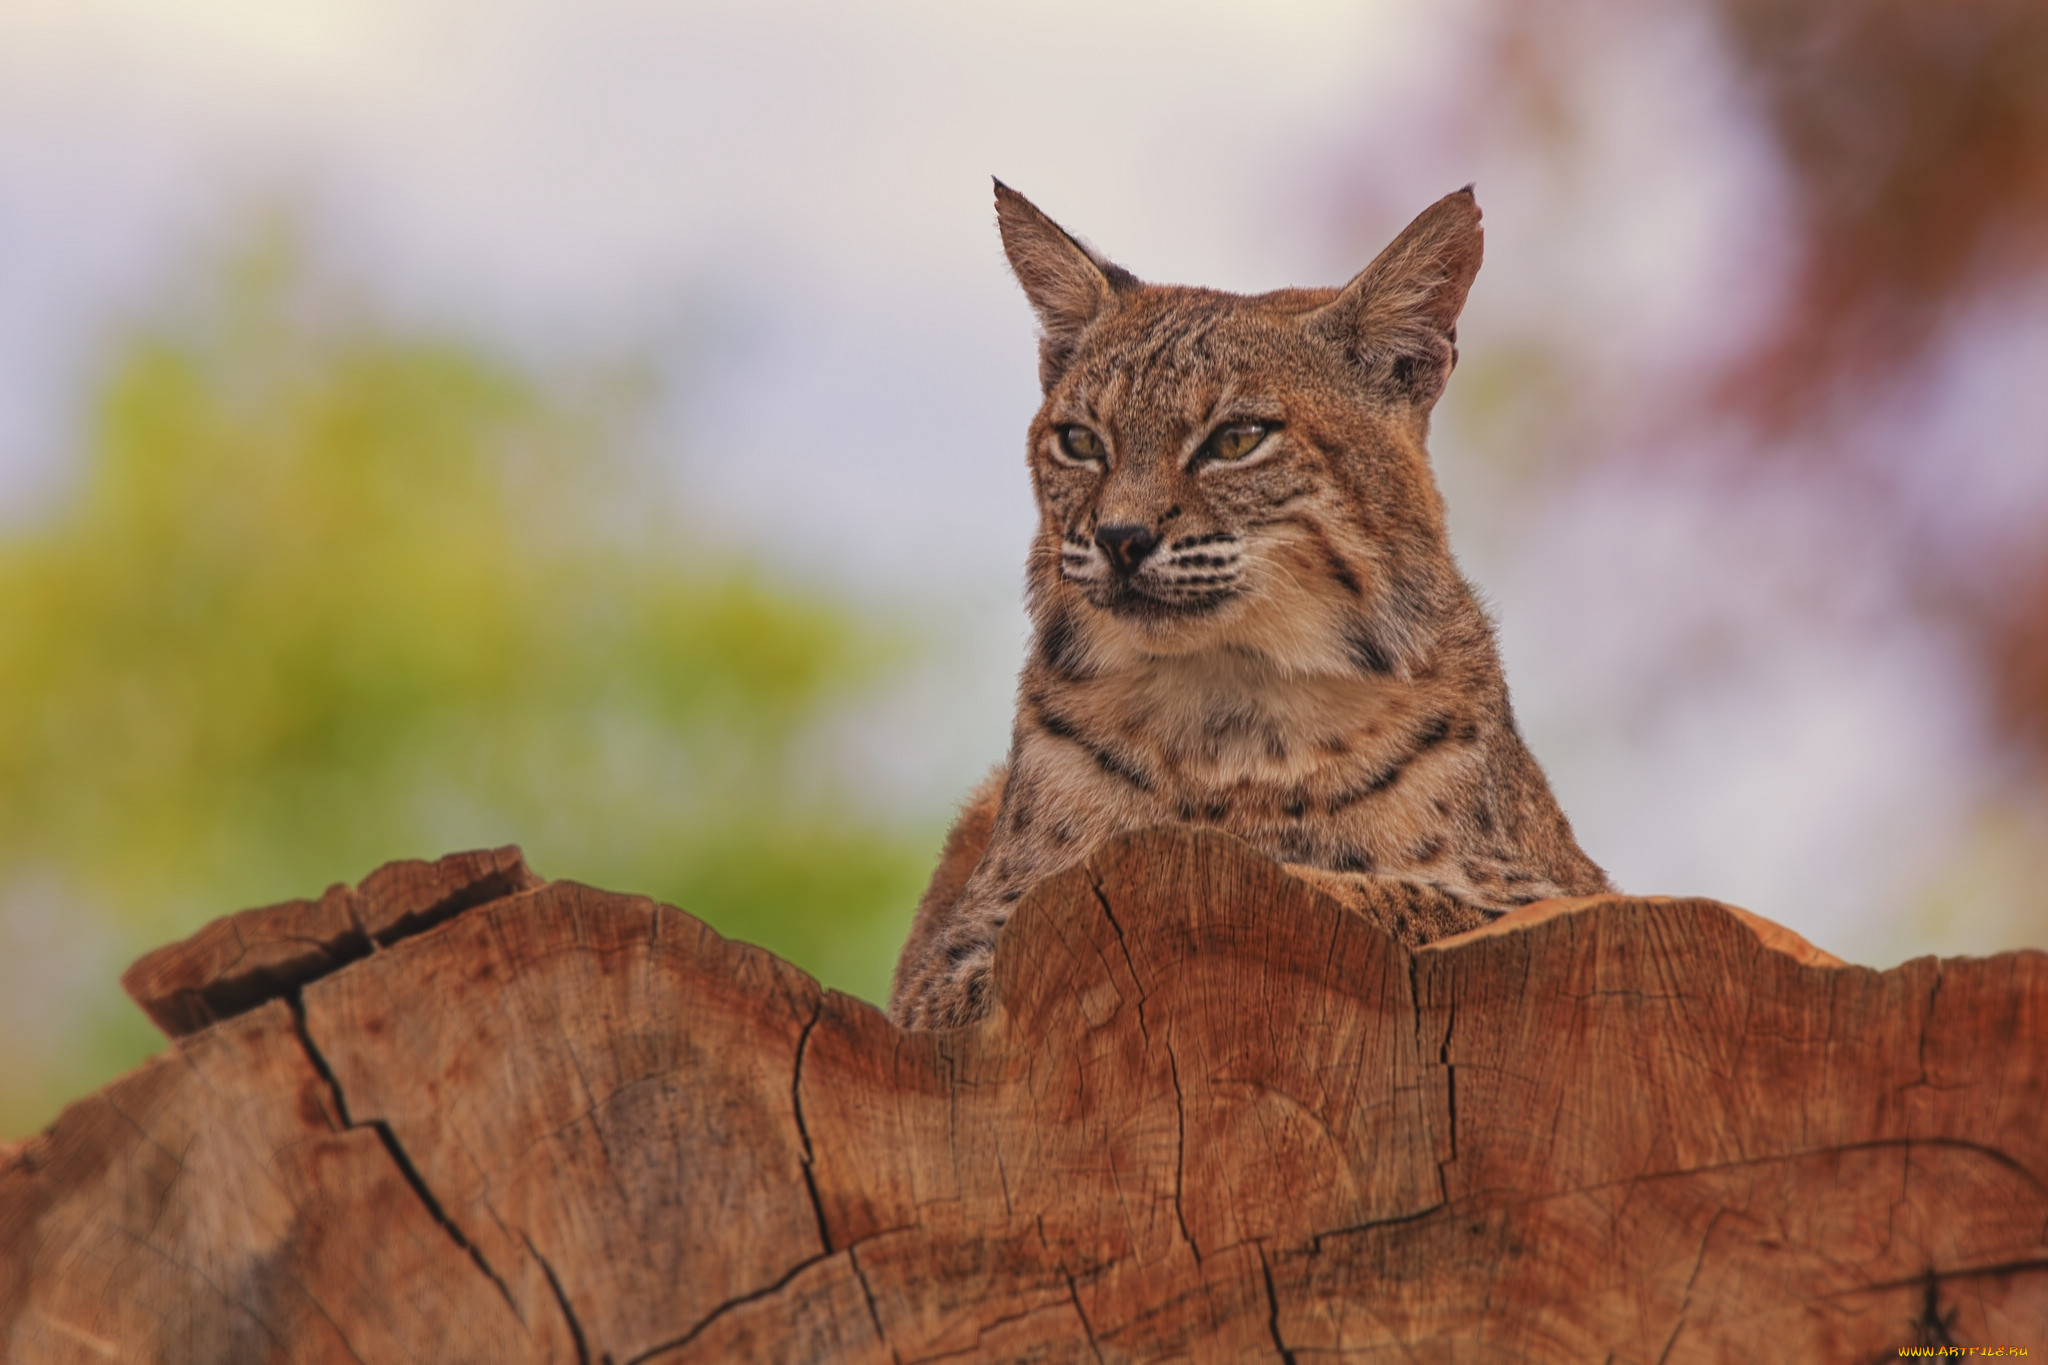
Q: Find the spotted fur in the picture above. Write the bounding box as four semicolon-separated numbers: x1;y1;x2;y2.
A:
888;182;1611;1028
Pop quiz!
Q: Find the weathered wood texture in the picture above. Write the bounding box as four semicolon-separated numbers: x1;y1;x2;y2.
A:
3;829;2044;1362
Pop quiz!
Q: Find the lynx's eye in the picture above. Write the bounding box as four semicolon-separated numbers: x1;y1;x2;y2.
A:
1199;422;1275;464
1056;425;1107;465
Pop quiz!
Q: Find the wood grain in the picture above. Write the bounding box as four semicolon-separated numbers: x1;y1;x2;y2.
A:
4;829;2043;1361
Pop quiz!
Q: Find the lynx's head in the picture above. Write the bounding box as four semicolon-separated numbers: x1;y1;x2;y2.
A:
996;181;1483;683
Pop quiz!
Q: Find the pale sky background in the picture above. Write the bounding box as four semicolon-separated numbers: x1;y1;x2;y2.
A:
3;0;2041;971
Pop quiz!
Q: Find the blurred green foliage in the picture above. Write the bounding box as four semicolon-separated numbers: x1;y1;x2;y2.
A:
0;235;931;1138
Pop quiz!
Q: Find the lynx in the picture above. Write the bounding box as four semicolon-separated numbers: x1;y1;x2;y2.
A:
888;182;1610;1029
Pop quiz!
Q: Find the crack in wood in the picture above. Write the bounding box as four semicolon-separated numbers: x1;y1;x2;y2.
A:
1161;1041;1201;1262
1911;1271;1961;1350
899;1293;1088;1365
1408;954;1455;1202
524;1232;591;1365
1917;968;1945;1091
1305;1200;1447;1255
286;992;525;1325
1089;874;1151;1043
1827;1256;2048;1299
622;1252;835;1364
849;1244;902;1365
791;996;834;1253
365;864;537;950
124;849;540;1038
1655;1207;1729;1365
1064;1271;1107;1365
1255;1242;1298;1365
1611;1136;2045;1200
1439;997;1458;1167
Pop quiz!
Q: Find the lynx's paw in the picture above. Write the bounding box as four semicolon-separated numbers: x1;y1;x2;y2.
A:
891;932;997;1030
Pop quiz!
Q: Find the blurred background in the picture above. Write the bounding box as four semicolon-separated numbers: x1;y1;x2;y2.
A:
3;0;2045;1138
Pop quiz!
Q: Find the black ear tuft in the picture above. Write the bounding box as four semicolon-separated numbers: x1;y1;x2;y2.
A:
1309;189;1484;410
993;181;1133;391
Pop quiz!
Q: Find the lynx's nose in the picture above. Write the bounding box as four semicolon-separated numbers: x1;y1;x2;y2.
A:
1095;523;1159;575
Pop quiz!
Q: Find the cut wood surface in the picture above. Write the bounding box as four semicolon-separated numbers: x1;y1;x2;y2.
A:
3;828;2045;1362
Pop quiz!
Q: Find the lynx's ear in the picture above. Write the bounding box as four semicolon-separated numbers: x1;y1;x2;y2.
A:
994;179;1134;390
1309;187;1483;410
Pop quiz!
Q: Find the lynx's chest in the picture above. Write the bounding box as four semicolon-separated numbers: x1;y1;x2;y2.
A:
1022;651;1448;812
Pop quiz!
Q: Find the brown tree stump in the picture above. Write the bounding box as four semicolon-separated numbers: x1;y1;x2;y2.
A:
3;828;2044;1361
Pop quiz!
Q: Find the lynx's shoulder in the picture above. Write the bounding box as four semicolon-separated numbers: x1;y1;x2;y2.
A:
889;181;1608;1028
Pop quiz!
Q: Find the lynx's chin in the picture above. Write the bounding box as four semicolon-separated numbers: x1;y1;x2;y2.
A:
1094;585;1237;621
1077;589;1257;666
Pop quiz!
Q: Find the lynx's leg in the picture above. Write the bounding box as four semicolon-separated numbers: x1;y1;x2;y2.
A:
890;770;1003;999
891;860;1019;1029
887;770;1011;1029
1281;866;1502;947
